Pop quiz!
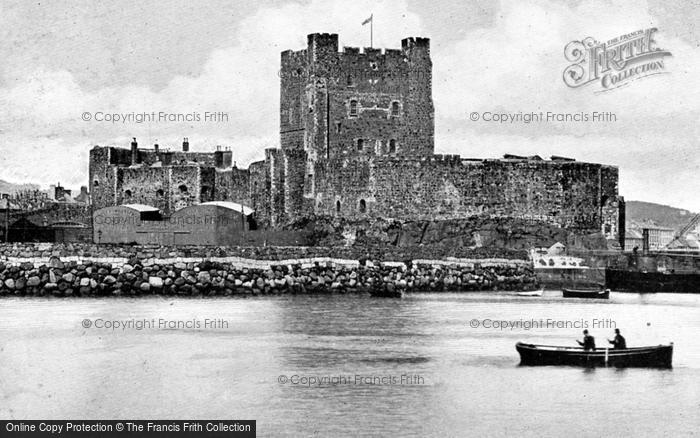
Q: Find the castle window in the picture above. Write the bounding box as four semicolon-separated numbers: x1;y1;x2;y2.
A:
336;200;341;213
93;180;99;188
391;101;400;117
347;75;353;86
359;199;366;213
156;189;164;197
179;185;188;194
349;100;358;117
288;107;294;124
389;139;397;153
336;122;342;134
124;190;132;198
305;173;314;195
357;139;364;151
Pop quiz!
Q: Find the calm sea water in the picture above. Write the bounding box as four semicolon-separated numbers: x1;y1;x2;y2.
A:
1;291;699;437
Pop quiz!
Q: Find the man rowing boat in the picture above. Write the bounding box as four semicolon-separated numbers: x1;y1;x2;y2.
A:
576;329;596;350
608;328;627;349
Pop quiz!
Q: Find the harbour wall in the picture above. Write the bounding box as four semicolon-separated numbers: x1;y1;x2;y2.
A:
0;243;535;296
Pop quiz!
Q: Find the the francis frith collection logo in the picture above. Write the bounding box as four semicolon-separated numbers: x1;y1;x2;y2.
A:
563;28;672;92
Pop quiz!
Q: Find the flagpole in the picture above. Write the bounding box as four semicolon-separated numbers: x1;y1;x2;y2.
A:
362;14;373;48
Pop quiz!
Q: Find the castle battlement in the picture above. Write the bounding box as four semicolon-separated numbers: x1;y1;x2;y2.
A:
368;154;617;168
281;33;430;64
340;46;403;56
401;37;430;48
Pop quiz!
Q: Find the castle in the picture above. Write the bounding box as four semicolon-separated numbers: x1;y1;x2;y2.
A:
89;33;624;245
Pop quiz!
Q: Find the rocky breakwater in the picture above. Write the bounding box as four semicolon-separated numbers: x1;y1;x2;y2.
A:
0;257;536;297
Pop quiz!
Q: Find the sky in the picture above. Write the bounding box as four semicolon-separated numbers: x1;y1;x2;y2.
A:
0;0;698;210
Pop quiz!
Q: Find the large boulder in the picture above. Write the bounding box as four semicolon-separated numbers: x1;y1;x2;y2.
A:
196;271;211;284
48;256;64;269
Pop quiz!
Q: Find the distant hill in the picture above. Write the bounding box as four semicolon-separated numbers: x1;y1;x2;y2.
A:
0;179;40;195
625;201;696;231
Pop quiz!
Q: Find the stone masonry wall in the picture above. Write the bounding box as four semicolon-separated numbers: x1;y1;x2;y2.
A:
89;147;116;210
248;161;270;227
313;156;619;236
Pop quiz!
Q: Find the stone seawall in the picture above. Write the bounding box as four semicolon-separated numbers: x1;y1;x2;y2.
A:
0;242;529;262
0;256;535;297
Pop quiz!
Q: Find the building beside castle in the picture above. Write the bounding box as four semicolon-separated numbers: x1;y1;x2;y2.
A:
90;138;234;214
89;33;624;246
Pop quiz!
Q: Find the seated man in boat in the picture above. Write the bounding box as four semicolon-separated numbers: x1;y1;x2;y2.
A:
607;328;627;349
576;329;596;350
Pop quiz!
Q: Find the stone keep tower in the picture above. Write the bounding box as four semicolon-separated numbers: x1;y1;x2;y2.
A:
276;33;435;223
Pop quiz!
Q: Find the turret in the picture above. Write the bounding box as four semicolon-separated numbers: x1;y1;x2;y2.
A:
307;33;339;76
401;37;431;58
130;137;138;165
401;37;434;156
214;146;233;168
307;33;338;59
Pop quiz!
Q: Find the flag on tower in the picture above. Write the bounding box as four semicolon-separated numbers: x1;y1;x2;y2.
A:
362;14;373;25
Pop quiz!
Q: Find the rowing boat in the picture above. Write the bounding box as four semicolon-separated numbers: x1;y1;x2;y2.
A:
562;288;610;299
515;342;673;368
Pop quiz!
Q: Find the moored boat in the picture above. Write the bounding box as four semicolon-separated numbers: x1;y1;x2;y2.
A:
562;288;610;299
606;268;700;293
369;289;404;298
517;289;543;297
515;342;673;368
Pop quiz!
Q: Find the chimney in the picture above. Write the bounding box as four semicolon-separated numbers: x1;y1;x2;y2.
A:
642;228;650;254
131;137;138;165
182;137;189;152
154;143;159;154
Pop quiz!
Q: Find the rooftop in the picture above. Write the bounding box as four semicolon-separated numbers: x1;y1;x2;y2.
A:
201;201;254;216
121;204;160;213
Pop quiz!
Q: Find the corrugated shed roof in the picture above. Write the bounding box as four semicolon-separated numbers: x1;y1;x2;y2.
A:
626;229;643;239
201;201;254;215
121;204;160;212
